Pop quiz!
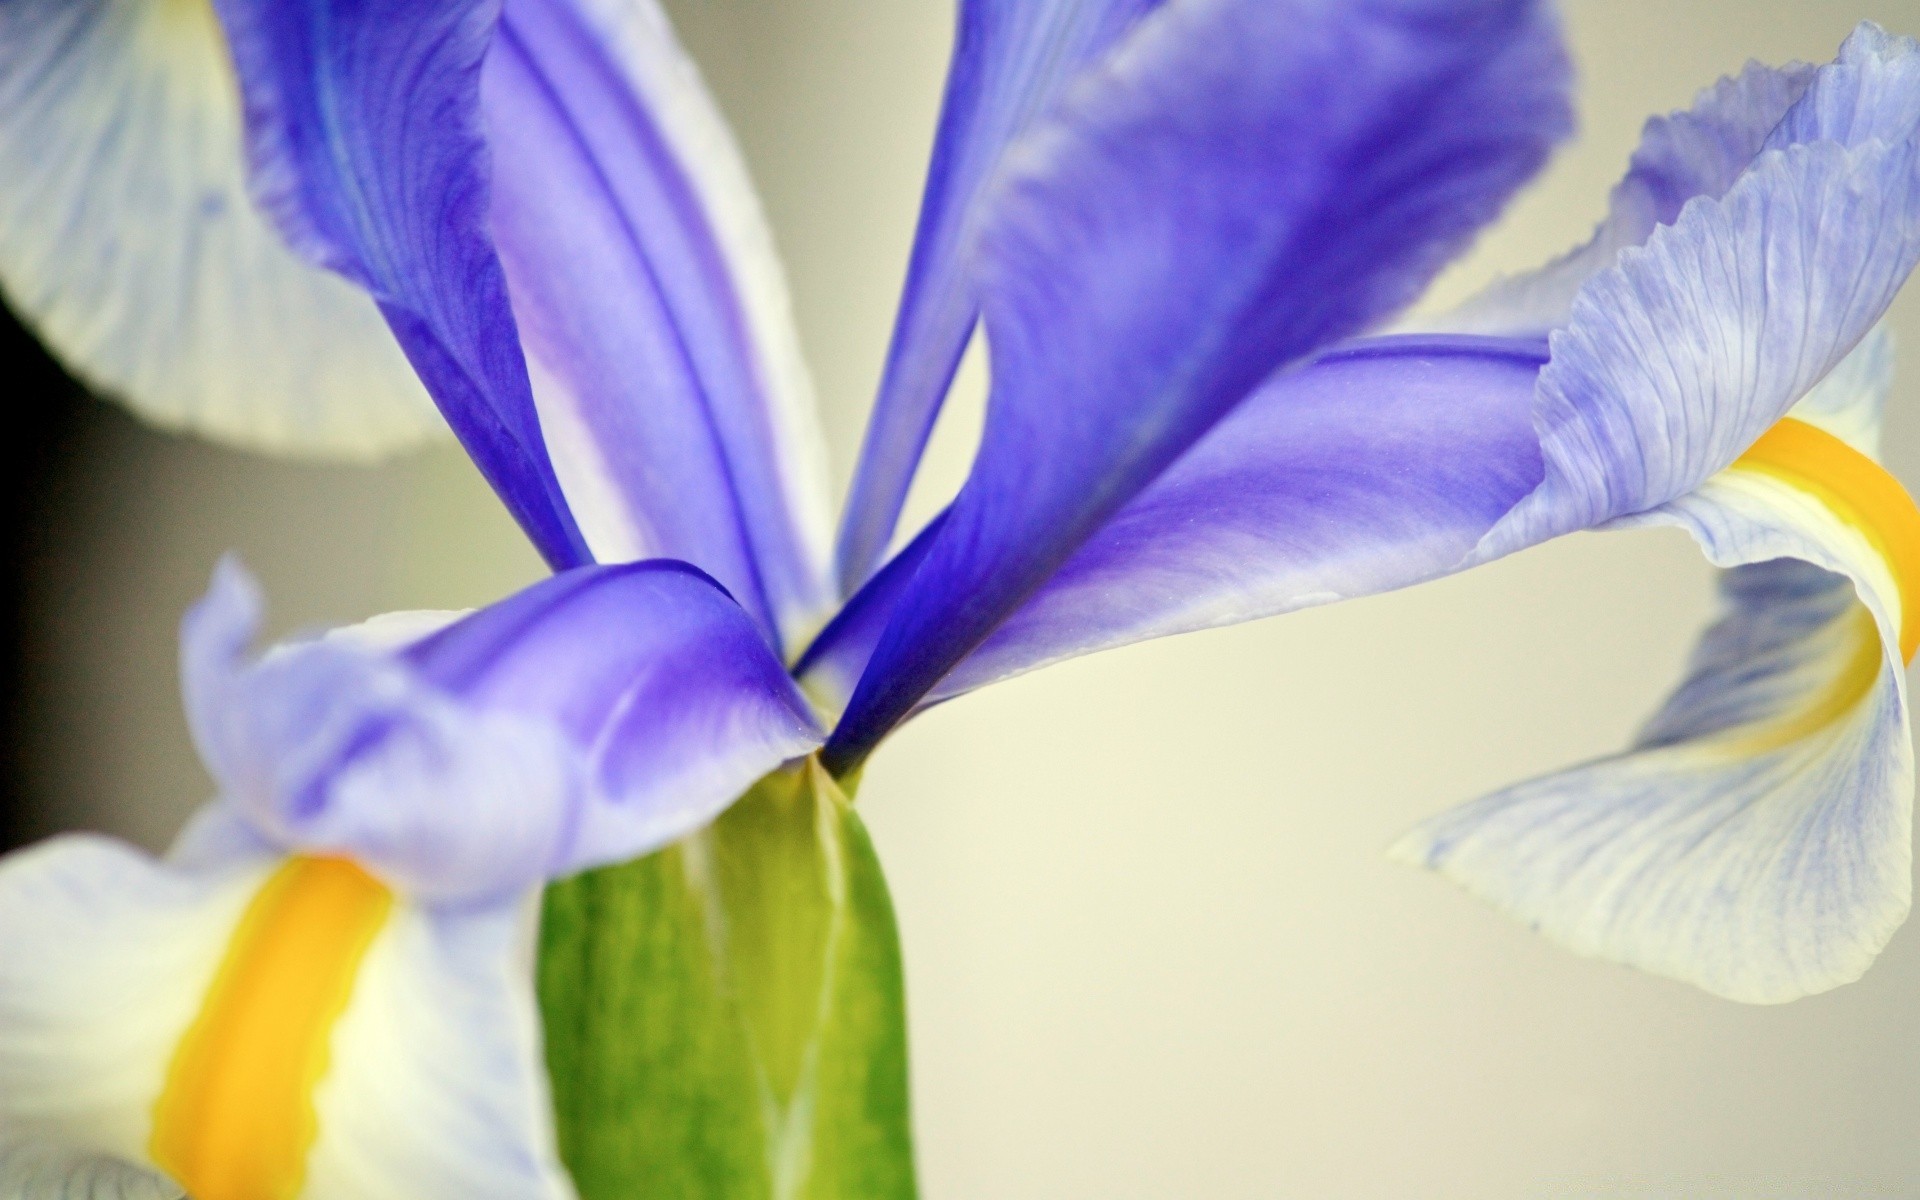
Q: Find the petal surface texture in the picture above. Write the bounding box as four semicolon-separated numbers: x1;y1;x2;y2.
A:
1475;39;1920;560
1440;59;1816;335
183;559;821;899
483;0;833;649
824;0;1572;768
1444;21;1919;340
833;0;1165;589
1392;29;1920;1000
1397;332;1917;1004
213;0;588;566
800;336;1548;712
0;0;440;457
0;836;572;1197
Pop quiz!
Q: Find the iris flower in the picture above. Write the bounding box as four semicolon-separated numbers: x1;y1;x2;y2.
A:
1;0;1916;1193
0;0;1573;1189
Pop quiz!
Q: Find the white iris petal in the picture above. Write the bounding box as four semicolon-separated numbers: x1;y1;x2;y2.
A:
0;0;441;456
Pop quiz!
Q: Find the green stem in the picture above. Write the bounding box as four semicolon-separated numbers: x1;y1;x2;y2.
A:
538;761;916;1199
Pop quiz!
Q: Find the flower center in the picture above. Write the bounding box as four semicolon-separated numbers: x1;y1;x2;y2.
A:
150;856;393;1200
1732;417;1920;664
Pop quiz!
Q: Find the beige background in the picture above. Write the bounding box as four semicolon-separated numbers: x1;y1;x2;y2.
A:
22;0;1920;1195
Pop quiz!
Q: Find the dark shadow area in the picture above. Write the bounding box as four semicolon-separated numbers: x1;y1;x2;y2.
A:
0;305;91;852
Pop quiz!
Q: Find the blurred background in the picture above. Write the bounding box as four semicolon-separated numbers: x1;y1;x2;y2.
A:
4;0;1920;1195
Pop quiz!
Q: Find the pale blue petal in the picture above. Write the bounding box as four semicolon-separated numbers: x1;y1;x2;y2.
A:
484;0;834;649
1396;353;1914;1003
182;558;820;899
1396;551;1908;1004
1764;22;1920;148
824;0;1571;769
834;0;1164;590
1443;21;1918;338
0;0;441;457
179;562;578;903
1475;135;1920;561
1788;322;1894;456
1441;58;1815;335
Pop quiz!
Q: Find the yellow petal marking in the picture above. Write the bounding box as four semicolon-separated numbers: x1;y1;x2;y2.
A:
150;856;393;1200
1732;417;1920;664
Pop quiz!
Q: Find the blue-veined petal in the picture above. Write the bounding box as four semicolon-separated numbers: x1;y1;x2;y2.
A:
834;0;1164;590
1395;341;1915;1002
798;336;1547;715
484;0;834;650
823;0;1572;770
1444;21;1917;337
1763;21;1920;149
212;0;588;568
1389;31;1920;1001
184;558;821;899
0;835;573;1198
1475;134;1920;561
1442;59;1815;335
0;0;440;458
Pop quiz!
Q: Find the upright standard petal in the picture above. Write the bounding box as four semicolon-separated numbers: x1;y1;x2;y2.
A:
834;0;1165;590
1396;349;1918;1002
0;0;440;457
184;559;822;900
824;0;1572;770
484;0;834;650
799;337;1548;714
0;835;574;1198
212;0;588;568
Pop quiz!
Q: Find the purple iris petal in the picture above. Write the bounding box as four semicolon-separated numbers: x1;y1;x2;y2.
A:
824;0;1572;771
212;0;588;569
406;561;824;873
795;513;946;718
834;0;1164;591
801;336;1547;713
483;0;832;651
940;336;1549;701
183;559;821;902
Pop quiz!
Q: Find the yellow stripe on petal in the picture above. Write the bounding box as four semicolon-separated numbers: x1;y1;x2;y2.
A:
1733;417;1920;664
150;856;393;1200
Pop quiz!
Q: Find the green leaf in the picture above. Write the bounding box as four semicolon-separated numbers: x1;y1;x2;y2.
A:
538;760;916;1199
